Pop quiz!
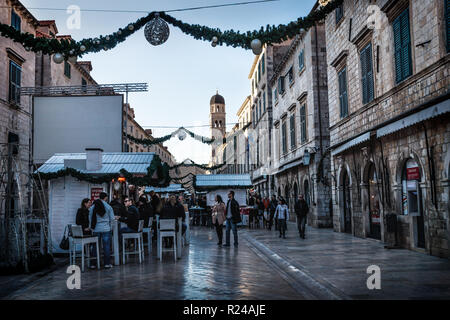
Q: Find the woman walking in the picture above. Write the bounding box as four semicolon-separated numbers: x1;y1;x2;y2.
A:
274;198;289;239
211;195;226;246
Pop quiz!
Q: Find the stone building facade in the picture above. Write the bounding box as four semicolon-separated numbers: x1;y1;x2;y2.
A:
248;42;292;197
0;0;39;266
325;0;450;257
270;20;332;227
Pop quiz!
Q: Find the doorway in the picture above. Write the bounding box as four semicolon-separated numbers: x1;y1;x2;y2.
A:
401;159;425;248
367;163;381;240
342;170;352;234
304;180;310;208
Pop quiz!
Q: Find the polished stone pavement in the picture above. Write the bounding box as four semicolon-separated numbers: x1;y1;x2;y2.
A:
4;223;450;300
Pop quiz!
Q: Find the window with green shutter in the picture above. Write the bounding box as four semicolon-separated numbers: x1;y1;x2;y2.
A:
263;91;266;112
336;4;344;25
298;49;305;71
278;76;285;94
290;114;296;150
360;43;374;104
64;61;71;78
338;67;348;118
300;105;307;143
282;121;287;154
393;7;412;83
273;88;278;103
9;61;21;104
446;0;450;52
11;10;21;31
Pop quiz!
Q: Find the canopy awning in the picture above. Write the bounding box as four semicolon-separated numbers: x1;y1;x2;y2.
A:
331;132;371;156
377;99;450;138
194;174;252;191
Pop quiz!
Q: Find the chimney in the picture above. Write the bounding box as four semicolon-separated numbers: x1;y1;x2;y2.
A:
85;148;103;171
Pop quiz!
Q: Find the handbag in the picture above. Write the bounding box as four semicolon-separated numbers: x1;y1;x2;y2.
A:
59;225;70;250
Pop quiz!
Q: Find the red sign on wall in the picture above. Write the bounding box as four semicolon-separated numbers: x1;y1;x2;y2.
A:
90;187;104;201
406;167;420;180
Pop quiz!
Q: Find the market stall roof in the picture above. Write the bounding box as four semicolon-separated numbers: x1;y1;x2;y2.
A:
37;152;158;174
194;174;252;191
145;184;185;193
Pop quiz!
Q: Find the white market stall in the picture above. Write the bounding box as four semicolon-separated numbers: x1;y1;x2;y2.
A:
36;150;169;256
193;174;252;207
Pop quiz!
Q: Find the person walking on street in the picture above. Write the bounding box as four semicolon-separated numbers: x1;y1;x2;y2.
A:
274;198;289;239
212;195;226;245
294;195;309;239
269;195;278;231
89;192;116;269
224;190;241;248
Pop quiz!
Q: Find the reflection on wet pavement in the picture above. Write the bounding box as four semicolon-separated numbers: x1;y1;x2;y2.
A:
5;227;304;300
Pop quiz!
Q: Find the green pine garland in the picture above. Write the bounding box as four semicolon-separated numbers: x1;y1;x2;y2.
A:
0;0;342;57
126;127;215;146
34;162;171;187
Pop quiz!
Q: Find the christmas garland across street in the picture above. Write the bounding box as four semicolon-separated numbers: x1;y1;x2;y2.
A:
0;0;342;58
126;127;215;146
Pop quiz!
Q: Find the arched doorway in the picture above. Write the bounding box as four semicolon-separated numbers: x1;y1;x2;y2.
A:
401;158;425;248
367;163;381;240
284;185;289;207
342;170;352;234
304;179;310;207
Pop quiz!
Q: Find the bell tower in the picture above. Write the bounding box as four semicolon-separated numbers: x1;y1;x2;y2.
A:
210;91;226;159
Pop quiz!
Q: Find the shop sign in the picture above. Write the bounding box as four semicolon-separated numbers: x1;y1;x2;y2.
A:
406;167;420;180
90;187;104;201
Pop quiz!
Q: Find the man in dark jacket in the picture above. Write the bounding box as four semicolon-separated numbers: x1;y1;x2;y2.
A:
138;195;154;228
224;190;241;248
119;197;140;233
110;194;128;219
161;195;186;234
268;195;278;231
294;194;309;239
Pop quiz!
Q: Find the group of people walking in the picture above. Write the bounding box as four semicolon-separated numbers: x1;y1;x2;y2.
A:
208;190;310;248
75;191;187;269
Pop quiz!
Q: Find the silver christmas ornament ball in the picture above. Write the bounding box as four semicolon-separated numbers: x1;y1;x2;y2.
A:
128;24;134;31
144;15;170;46
53;53;64;64
211;41;217;47
212;36;218;43
178;130;187;141
117;29;122;35
80;45;86;52
251;39;263;55
106;36;110;41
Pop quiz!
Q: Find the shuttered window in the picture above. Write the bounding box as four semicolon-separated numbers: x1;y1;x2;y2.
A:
273;88;278;103
336;4;344;25
446;0;450;52
9;61;21;104
393;8;412;83
298;49;305;71
11;10;21;31
288;66;294;84
282;121;287;154
278;76;285;94
263;91;266;112
262;53;265;74
290;114;296;149
338;67;348;118
300;105;307;143
360;43;374;104
64;61;71;78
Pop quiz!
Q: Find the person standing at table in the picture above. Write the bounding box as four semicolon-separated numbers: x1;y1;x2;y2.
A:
274;198;289;239
76;198;92;235
224;190;241;248
137;195;153;229
89;192;116;269
211;195;226;246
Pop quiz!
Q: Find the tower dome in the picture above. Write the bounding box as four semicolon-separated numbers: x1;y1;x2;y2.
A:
210;92;225;105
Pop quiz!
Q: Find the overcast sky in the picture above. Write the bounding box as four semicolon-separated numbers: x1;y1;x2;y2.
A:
23;0;316;163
